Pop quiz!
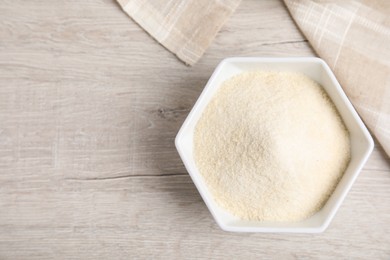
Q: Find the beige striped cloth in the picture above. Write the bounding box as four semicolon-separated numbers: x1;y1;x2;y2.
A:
116;0;241;65
117;0;390;156
285;0;390;156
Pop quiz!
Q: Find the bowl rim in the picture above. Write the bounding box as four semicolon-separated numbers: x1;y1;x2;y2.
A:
175;56;374;233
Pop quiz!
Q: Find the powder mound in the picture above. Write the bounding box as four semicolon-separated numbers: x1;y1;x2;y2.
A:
194;71;351;222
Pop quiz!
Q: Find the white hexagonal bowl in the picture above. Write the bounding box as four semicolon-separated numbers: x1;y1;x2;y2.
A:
175;57;374;233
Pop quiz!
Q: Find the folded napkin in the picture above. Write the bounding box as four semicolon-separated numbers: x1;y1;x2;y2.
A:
117;0;241;65
285;0;390;155
117;0;390;155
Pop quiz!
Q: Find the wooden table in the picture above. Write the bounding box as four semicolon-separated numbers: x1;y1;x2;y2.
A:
1;0;389;259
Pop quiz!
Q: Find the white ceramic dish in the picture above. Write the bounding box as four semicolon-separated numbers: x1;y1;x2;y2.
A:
175;57;374;233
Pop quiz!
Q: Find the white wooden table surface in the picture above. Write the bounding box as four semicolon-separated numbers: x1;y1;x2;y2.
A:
0;0;389;259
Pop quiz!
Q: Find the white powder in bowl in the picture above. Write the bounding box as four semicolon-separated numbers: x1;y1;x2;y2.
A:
194;71;351;222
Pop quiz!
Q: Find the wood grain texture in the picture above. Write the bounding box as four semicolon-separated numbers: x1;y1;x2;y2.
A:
0;0;389;259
